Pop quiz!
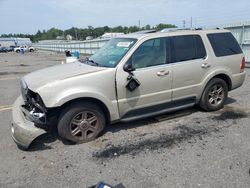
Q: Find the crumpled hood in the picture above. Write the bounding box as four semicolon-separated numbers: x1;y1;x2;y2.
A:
23;62;106;91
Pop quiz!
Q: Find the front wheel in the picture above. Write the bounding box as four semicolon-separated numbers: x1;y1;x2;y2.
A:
57;102;105;144
199;78;228;111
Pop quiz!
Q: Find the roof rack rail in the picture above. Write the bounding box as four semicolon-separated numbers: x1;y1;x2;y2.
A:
132;30;157;34
161;28;205;32
160;28;190;32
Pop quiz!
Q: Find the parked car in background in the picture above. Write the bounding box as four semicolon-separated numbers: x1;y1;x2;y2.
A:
11;29;246;149
14;45;35;53
0;47;8;53
7;45;16;52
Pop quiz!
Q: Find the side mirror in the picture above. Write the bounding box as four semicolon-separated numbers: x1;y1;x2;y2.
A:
123;63;135;72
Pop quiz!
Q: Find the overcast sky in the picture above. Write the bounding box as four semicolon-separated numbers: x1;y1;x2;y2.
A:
1;0;250;34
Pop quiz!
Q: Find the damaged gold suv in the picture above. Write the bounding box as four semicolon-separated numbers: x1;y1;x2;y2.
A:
11;29;246;149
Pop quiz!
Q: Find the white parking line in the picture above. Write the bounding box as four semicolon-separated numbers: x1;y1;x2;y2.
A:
0;105;13;112
0;77;19;81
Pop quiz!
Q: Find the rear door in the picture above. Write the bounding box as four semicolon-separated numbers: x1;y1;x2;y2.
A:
170;34;209;101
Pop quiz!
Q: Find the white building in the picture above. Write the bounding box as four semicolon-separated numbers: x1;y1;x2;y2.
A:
0;38;32;47
101;33;124;39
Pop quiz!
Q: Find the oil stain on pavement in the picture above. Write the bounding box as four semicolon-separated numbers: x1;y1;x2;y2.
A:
212;106;249;121
93;124;212;159
93;106;249;160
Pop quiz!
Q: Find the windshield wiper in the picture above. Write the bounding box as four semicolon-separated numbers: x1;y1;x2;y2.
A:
81;57;99;66
87;59;99;66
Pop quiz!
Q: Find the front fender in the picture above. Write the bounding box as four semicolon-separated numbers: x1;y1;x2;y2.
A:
41;88;120;122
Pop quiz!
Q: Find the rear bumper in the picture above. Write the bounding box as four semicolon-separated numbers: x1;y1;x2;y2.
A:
231;71;246;90
11;96;46;149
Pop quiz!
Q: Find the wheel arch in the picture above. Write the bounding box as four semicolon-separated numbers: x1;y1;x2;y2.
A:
197;72;232;103
212;73;232;91
59;97;111;124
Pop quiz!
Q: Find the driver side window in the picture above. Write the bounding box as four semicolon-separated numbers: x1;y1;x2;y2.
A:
131;38;166;69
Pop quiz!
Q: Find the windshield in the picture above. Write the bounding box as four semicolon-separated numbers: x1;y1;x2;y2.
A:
89;38;137;67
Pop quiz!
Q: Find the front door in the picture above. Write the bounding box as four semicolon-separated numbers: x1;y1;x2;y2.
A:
116;37;173;118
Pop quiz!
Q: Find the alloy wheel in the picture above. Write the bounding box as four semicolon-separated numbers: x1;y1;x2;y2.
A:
69;111;99;140
208;84;225;106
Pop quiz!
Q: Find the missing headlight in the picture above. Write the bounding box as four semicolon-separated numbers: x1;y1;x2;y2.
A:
20;79;28;101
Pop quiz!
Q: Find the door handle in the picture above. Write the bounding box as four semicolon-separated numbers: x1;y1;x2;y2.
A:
157;70;169;77
201;63;211;69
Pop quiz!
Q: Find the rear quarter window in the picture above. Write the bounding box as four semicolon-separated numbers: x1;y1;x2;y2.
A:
207;32;242;57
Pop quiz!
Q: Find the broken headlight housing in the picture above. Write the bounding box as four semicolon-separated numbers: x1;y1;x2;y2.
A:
20;79;47;124
20;79;28;101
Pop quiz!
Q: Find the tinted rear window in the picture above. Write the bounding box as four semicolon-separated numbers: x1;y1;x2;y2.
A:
172;35;206;63
207;32;242;57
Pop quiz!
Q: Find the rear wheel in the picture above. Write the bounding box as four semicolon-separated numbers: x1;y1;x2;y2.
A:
29;49;34;52
199;78;228;111
16;50;20;53
57;102;105;144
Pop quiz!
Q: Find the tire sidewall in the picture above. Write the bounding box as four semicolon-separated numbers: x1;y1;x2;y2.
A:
58;102;105;143
201;78;228;111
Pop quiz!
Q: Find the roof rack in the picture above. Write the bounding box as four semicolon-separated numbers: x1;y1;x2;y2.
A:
161;28;204;32
160;28;186;32
132;30;157;34
160;27;224;33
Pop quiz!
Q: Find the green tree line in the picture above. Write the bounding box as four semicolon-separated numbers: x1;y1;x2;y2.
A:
0;23;176;42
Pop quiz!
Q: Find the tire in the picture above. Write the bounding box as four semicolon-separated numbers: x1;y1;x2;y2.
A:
30;49;34;52
57;102;105;144
199;78;228;111
16;50;20;53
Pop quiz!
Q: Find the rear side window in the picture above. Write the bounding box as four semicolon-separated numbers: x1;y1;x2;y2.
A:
171;35;206;63
207;32;242;57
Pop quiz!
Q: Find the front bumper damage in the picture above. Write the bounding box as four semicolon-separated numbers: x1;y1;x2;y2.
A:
11;96;46;149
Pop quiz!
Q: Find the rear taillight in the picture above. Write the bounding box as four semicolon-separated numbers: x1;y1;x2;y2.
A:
240;57;245;72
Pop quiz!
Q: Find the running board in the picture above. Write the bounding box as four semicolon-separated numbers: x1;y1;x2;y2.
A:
120;97;196;123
